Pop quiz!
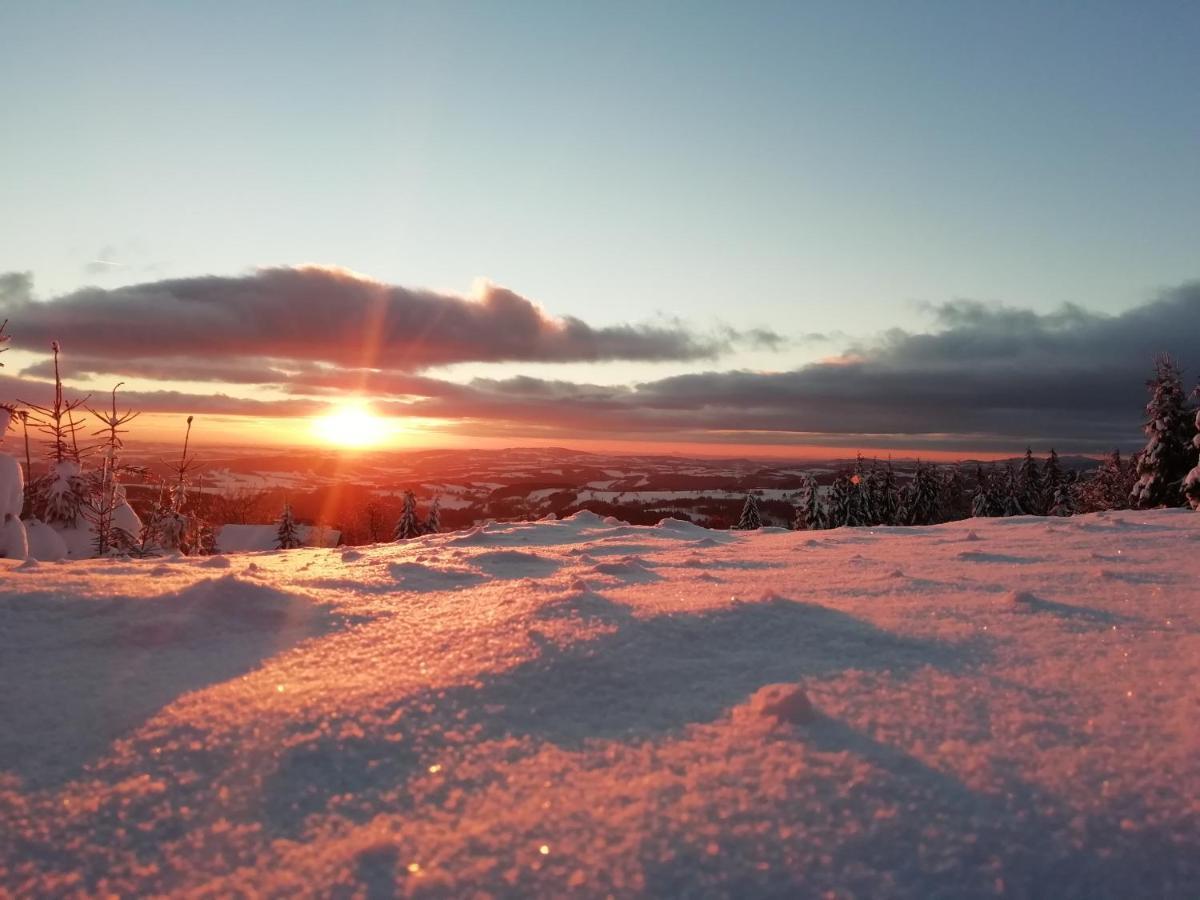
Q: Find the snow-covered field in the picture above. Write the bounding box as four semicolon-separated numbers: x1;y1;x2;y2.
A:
2;510;1198;897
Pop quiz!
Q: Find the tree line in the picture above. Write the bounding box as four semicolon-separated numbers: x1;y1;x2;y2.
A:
733;354;1200;530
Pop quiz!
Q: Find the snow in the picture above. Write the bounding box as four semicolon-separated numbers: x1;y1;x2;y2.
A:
215;523;342;553
24;518;67;561
1;509;1198;897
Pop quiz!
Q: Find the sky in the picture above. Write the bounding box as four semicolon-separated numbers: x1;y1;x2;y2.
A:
1;1;1198;455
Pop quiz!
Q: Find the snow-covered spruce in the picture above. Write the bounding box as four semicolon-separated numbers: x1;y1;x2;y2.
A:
734;492;762;530
791;474;824;530
393;489;422;540
1130;354;1196;509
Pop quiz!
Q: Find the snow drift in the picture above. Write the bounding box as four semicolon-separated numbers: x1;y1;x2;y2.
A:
1;509;1198;897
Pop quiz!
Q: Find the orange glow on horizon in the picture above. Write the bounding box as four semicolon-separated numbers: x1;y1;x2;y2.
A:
94;412;1059;463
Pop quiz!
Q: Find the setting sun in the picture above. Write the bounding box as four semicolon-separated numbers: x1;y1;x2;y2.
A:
311;402;389;448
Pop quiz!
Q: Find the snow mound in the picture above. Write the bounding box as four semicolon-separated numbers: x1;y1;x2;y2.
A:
740;683;816;725
24;518;67;561
0;514;27;559
1007;589;1039;610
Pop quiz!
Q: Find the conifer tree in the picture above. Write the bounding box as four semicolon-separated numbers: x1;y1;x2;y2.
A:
792;475;824;530
848;454;870;526
1078;450;1126;512
393;490;422;540
1041;449;1065;513
877;460;901;525
1017;448;1044;515
734;492;762;530
940;465;967;521
1001;464;1025;517
904;462;942;525
970;465;992;518
276;502;302;549
1048;480;1075;517
863;461;885;526
840;458;868;528
825;473;854;528
1130;355;1196;508
424;497;441;535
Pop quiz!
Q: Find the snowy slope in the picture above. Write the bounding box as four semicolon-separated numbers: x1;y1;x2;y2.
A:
1;510;1198;897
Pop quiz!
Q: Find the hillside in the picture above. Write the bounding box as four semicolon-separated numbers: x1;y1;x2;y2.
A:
2;510;1198;897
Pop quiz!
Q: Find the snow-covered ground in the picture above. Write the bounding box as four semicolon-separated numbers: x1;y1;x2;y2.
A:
2;510;1198;897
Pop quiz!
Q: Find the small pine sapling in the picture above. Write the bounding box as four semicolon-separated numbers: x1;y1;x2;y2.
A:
152;416;203;554
424;497;441;535
276;502;302;549
85;383;141;556
21;341;92;528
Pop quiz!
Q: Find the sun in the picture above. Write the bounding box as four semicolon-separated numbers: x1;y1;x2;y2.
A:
311;402;390;448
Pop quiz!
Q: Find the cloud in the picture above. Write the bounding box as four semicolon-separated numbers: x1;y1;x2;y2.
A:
0;266;777;371
3;265;1197;452
397;281;1200;451
0;372;324;418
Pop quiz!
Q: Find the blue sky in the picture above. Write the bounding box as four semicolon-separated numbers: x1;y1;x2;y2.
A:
1;1;1198;451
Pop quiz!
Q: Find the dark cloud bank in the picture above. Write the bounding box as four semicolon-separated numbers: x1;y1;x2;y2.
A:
3;267;1199;452
0;266;766;369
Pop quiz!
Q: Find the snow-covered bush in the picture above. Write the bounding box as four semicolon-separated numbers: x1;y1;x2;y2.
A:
0;404;30;559
0;322;30;559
